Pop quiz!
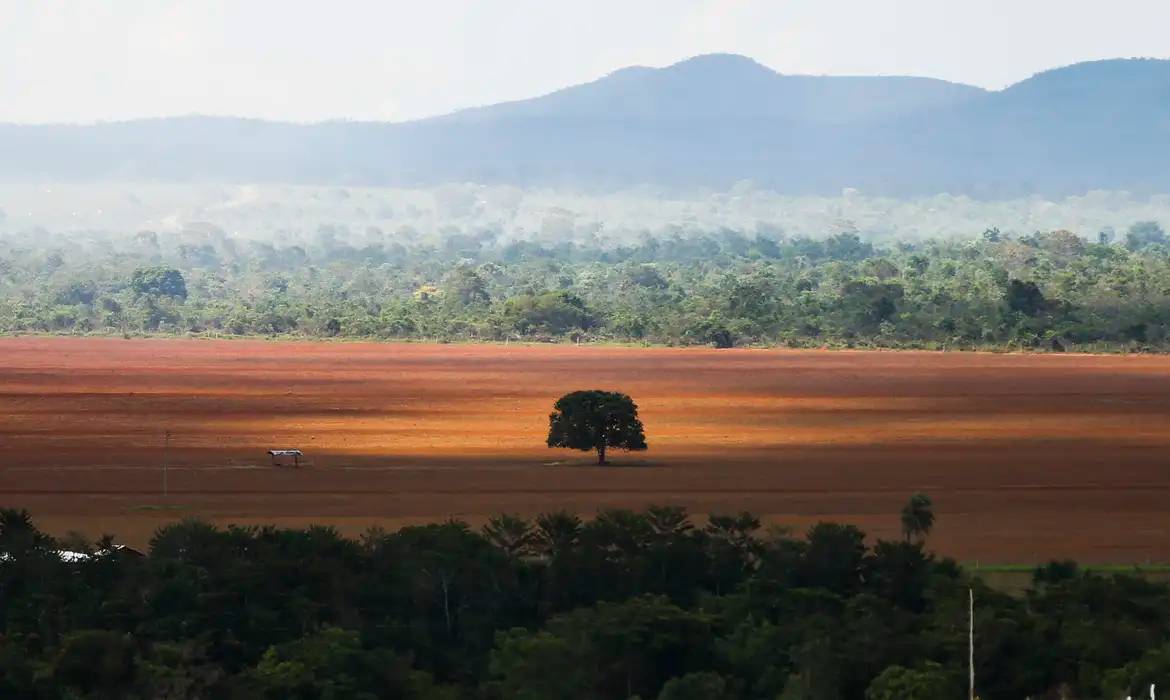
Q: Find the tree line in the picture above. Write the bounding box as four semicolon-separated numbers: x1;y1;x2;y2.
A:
3;222;1170;351
2;502;1170;699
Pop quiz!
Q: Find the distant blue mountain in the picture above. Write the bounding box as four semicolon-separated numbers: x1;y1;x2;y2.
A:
1;54;1167;195
438;54;986;123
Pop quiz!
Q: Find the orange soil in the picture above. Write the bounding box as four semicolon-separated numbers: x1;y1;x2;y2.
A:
3;336;1170;563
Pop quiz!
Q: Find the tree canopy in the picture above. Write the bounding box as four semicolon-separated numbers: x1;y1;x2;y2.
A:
4;223;1170;351
129;266;188;300
0;502;1168;699
547;390;647;465
900;493;935;543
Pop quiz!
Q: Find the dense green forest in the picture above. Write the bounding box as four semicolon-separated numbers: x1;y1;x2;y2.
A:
2;505;1169;699
3;220;1170;350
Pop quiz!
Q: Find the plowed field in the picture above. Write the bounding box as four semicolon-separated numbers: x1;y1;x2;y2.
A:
3;336;1170;563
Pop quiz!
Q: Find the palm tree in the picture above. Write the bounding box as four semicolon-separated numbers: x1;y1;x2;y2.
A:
534;511;582;557
645;505;693;538
481;514;535;558
901;493;935;543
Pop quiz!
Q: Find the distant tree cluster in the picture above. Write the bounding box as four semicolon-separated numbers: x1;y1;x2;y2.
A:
3;222;1170;351
2;500;1169;699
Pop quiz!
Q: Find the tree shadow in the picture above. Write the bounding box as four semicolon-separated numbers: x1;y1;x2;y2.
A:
542;457;666;469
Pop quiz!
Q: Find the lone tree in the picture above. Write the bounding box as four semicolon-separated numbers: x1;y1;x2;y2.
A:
900;493;935;543
547;390;647;465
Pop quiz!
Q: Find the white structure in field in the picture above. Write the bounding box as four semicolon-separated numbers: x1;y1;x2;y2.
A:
267;449;304;467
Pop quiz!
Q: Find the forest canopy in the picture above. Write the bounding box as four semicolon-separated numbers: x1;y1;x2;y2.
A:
3;218;1170;352
1;505;1168;700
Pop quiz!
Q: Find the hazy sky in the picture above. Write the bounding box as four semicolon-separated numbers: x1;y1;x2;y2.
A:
4;0;1169;124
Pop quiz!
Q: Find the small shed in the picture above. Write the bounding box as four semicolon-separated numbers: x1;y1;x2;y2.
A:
267;449;304;467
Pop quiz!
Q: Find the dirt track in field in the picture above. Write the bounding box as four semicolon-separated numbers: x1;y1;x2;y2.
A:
3;336;1170;563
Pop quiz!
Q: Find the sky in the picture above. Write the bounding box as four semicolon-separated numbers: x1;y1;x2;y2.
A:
3;0;1169;124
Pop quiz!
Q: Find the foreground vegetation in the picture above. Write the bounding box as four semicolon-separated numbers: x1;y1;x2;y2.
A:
3;506;1170;699
3;222;1170;351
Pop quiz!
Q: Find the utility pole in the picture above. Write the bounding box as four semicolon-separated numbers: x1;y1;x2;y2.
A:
969;588;975;700
162;430;170;498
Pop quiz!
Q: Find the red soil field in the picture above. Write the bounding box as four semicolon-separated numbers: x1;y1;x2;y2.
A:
3;336;1170;563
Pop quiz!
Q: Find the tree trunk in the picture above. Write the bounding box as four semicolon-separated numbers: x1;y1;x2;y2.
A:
442;575;452;633
598;423;608;465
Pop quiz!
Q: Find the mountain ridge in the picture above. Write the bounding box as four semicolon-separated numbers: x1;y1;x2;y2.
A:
1;54;1167;196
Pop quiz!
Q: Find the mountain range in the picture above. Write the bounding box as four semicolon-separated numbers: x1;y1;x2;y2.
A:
2;54;1168;196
